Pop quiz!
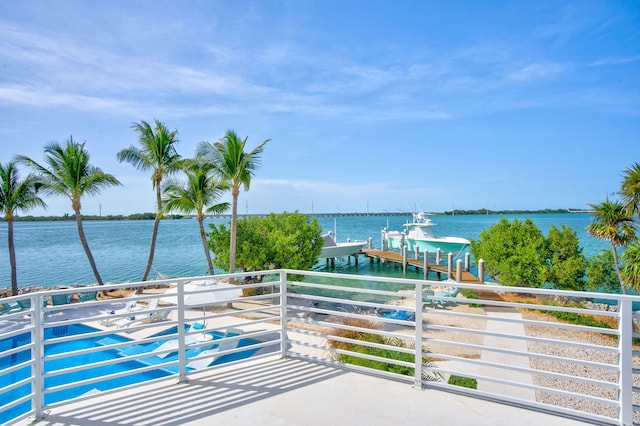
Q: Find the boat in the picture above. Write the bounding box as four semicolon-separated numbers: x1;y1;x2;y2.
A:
319;232;367;258
382;212;469;256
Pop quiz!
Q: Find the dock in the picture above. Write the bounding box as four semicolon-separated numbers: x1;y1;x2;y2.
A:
361;249;483;284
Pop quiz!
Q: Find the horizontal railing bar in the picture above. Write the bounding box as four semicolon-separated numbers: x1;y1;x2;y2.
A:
0;392;34;413
428;351;620;389
0;375;33;397
326;334;415;355
0;359;33;376
425;338;619;371
287;294;400;312
425;380;619;425
424;324;619;353
43;361;175;395
44;350;174;378
429;366;619;407
0;342;35;360
293;317;411;341
0;326;35;341
424;309;619;335
325;346;415;369
428;295;621;318
287;351;415;383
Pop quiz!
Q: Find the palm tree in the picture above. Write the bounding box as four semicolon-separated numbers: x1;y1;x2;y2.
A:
587;200;636;294
18;138;121;285
621;162;640;220
621;242;640;292
0;162;46;296
196;130;269;274
163;160;230;275
117;119;182;281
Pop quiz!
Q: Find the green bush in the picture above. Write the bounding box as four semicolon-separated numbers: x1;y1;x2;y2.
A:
448;375;477;389
328;314;441;381
460;289;481;308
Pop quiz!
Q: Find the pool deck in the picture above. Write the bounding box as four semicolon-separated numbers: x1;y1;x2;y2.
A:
19;355;587;426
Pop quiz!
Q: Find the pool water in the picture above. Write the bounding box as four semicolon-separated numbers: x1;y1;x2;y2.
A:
0;324;258;422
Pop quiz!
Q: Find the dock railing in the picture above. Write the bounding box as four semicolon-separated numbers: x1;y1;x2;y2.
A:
0;270;638;425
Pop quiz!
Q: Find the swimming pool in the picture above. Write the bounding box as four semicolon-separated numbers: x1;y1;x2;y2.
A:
0;324;258;422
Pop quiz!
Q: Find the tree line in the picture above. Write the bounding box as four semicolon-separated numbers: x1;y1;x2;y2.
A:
470;163;640;294
1;119;268;295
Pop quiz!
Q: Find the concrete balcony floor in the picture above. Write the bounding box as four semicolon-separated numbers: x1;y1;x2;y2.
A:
19;356;588;426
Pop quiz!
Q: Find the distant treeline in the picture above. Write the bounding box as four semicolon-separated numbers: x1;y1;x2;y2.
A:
8;213;186;221
3;208;589;222
444;208;590;215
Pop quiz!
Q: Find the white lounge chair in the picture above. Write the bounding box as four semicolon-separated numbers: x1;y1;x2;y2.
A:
186;328;244;370
100;301;143;325
115;299;162;328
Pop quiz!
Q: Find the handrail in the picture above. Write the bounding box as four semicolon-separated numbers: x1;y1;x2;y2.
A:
0;270;638;425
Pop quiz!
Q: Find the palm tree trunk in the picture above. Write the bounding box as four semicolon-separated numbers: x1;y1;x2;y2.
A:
198;215;214;275
610;241;627;295
74;208;104;285
229;190;238;274
142;184;163;282
8;219;18;296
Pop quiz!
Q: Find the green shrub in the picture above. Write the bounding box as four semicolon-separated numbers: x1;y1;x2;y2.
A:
540;309;612;329
460;289;481;308
448;375;477;389
327;314;441;381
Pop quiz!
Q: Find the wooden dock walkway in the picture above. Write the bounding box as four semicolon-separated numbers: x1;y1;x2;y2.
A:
361;249;482;284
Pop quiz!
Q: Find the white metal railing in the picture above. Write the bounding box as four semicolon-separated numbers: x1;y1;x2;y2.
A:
0;270;638;425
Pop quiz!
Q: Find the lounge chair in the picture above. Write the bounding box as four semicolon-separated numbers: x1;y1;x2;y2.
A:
0;303;20;315
78;291;98;302
16;298;48;310
100;300;144;325
434;287;461;306
115;299;165;328
51;294;72;306
186;327;244;370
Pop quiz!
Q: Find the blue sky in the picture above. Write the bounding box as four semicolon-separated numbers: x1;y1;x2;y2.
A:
1;1;638;216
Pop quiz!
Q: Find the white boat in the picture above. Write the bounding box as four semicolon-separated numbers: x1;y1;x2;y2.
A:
382;212;469;256
319;232;367;258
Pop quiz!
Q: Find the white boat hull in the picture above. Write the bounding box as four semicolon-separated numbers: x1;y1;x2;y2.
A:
319;241;367;258
385;232;468;255
383;212;470;256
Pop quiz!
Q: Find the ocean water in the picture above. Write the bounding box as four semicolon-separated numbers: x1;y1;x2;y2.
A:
0;213;607;290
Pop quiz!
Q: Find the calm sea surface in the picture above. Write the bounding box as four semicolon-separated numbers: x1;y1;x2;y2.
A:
0;213;606;290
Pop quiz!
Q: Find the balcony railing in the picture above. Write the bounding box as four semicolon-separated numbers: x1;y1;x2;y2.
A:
0;270;638;425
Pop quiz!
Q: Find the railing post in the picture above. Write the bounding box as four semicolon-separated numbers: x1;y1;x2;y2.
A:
33;294;45;420
414;280;424;389
280;271;289;359
177;281;187;383
402;245;408;274
423;250;429;280
619;298;633;425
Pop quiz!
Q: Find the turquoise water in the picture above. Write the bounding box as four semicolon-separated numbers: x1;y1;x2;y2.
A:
0;213;606;289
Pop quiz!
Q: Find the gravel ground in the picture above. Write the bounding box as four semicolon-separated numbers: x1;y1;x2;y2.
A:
522;310;639;423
